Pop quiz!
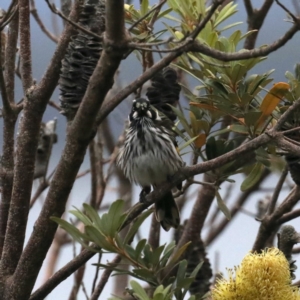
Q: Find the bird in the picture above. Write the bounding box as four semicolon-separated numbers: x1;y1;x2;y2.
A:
117;68;184;231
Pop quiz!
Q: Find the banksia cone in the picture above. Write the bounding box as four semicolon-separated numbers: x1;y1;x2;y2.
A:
278;225;300;280
283;64;300;185
146;67;181;121
174;222;212;297
59;0;106;120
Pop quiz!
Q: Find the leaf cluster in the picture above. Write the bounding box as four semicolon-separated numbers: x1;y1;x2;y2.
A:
52;201;202;299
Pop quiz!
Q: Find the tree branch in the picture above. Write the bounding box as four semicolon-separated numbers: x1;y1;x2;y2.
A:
205;169;270;246
0;9;19;259
277;208;300;225
6;1;128;298
30;0;59;43
90;255;122;300
244;0;274;49
267;165;288;215
19;0;33;91
252;186;300;251
29;248;96;300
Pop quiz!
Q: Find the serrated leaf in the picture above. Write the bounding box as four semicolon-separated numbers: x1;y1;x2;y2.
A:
215;191;231;220
130;280;150;300
241;162;265;191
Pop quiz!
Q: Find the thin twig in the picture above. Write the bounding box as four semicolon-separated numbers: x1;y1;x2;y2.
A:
30;168;56;208
128;0;166;32
277;208;300;225
48;100;61;111
89;140;99;209
30;0;59;43
90;255;122;300
45;0;102;40
30;248;97;300
0;0;18;30
275;0;299;23
91;253;102;294
267;165;288;214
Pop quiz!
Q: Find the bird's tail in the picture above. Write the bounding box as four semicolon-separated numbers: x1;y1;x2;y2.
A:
155;190;180;231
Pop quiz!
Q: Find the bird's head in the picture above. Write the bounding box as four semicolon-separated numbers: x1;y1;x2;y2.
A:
129;98;157;120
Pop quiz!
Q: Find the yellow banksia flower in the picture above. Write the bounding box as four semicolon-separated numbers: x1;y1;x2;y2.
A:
212;248;300;300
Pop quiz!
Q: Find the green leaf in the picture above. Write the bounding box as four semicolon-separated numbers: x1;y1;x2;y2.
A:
107;200;126;235
170;105;193;137
132;268;154;280
216;191;231;220
82;204;102;229
85;226;115;251
189;261;203;278
140;0;149;16
244;111;262;127
176;260;187;282
130;280;150;300
178;136;198;151
241;162;265;191
160;242;176;267
214;2;238;27
154;284;172;298
143;243;153;266
176;277;194;290
134;239;147;262
152;244;167;267
229;124;249;135
51;217;89;245
166;242;191;268
69;208;93;226
123;209;152;245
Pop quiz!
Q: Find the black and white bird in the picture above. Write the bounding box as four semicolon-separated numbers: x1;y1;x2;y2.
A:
117;68;184;231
